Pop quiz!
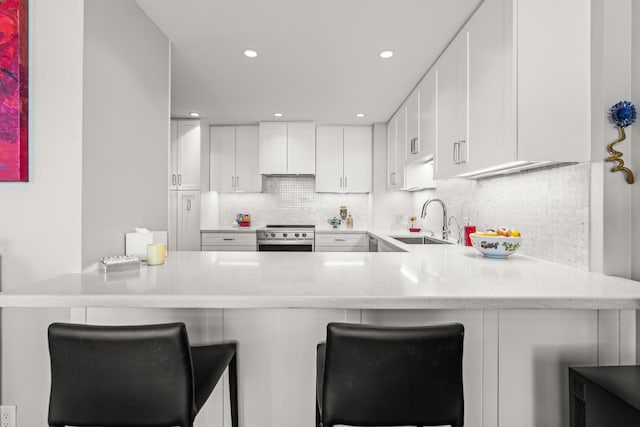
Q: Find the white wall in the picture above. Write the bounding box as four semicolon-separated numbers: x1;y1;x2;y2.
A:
82;0;171;268
0;0;84;424
631;0;640;282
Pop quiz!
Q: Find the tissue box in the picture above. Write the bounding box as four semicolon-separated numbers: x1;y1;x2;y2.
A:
125;230;167;261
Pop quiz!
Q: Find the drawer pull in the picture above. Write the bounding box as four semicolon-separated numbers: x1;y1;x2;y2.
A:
223;238;235;241
334;238;347;242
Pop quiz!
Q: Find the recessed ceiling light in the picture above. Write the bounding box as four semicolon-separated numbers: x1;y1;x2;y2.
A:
189;112;200;117
273;113;283;117
355;113;366;118
379;50;394;59
243;49;258;58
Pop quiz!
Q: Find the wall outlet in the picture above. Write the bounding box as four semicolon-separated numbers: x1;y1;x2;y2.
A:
0;406;16;427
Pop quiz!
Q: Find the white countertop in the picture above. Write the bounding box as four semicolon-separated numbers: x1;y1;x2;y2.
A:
1;240;640;309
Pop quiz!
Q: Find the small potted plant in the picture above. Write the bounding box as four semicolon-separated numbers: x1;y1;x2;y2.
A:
409;216;421;232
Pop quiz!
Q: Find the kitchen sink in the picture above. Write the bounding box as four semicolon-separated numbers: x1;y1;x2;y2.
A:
392;236;454;245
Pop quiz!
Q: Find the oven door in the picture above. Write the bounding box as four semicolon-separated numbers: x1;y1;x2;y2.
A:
257;240;314;252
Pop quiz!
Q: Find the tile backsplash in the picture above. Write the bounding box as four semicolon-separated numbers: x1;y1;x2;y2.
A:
411;163;590;269
216;176;370;227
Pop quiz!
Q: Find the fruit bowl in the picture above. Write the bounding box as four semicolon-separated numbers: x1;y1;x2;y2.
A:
469;233;523;258
409;228;421;232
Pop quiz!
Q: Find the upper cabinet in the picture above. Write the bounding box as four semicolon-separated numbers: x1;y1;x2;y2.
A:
259;122;315;175
387;108;406;190
391;0;590;181
170;119;201;190
316;125;372;193
210;125;262;193
434;31;468;179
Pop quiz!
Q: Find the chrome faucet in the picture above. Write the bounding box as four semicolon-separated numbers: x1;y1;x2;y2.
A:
420;198;449;240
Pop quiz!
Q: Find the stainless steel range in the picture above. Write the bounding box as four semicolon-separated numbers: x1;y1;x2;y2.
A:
257;225;315;252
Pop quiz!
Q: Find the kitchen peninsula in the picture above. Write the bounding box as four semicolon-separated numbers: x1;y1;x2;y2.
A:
1;237;639;427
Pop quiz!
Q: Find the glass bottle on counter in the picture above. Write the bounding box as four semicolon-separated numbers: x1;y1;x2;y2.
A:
347;214;353;229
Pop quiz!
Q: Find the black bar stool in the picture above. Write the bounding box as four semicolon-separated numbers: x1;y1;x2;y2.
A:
47;322;238;427
316;322;465;427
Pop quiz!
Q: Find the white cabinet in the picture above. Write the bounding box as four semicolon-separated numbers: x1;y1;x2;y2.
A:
259;122;315;175
431;0;589;179
386;109;406;190
169;190;200;251
405;90;420;162
434;31;468;179
211;125;262;193
315;233;368;252
201;231;257;251
169;120;201;190
316;125;372;193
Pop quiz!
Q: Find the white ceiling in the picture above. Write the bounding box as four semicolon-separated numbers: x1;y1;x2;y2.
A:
135;0;482;125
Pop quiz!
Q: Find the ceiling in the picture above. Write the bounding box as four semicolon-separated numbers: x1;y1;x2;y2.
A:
135;0;483;125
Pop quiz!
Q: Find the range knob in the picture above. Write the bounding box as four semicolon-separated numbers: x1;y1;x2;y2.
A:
294;233;300;237
270;233;275;238
283;233;288;237
302;233;307;237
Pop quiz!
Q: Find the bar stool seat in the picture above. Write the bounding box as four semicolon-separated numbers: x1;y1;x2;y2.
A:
47;322;237;427
316;322;465;427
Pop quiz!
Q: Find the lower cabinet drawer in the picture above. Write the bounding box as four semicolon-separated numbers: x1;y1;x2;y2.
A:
202;245;256;252
315;233;368;252
201;232;257;247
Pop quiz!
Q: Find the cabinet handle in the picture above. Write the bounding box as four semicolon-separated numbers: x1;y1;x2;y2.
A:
453;142;459;164
187;199;191;211
340;177;343;188
391;172;396;186
334;238;347;242
458;140;466;164
236;176;239;188
223;238;235;241
344;176;347;189
178;174;182;185
172;174;176;185
411;138;419;154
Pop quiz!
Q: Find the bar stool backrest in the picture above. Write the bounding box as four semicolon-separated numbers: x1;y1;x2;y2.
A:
48;322;195;427
322;322;465;427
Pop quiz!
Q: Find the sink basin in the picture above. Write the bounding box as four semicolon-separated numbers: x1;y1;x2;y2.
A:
392;236;454;245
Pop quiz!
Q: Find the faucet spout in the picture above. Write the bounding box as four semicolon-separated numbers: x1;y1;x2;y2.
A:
420;198;449;240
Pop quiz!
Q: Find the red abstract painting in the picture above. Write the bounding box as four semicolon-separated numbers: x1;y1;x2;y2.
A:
0;0;27;181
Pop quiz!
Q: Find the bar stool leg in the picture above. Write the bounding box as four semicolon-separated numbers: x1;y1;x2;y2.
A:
229;353;239;427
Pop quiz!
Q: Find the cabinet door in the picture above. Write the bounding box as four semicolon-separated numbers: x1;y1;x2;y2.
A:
395;108;407;188
169;120;178;190
177;191;201;251
405;90;421;162
435;32;468;179
387;116;398;190
210;126;237;192
235;125;262;192
343;126;372;193
168;190;177;251
287;123;315;174
419;71;437;160
315;126;344;192
467;0;513;172
176;121;201;190
259;122;287;174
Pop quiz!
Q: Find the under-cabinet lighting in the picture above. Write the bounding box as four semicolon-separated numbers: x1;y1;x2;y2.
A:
460;161;555;179
323;261;366;267
400;268;419;283
243;49;258;58
218;261;260;267
189;112;200;117
379;50;394;59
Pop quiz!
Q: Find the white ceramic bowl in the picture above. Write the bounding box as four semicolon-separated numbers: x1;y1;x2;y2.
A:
469;233;523;258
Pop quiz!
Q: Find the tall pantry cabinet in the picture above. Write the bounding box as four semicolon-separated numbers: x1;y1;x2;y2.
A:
168;119;205;251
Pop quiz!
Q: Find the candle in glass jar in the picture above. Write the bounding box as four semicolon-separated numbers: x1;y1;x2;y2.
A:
146;243;166;265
